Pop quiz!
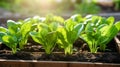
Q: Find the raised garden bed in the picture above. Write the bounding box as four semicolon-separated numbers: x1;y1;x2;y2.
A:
0;37;120;67
0;14;120;67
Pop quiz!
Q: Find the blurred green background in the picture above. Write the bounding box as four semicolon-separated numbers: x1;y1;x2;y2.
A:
0;0;120;17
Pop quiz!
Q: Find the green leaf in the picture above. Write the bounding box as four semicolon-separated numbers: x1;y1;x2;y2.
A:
91;16;100;25
74;23;84;37
46;31;57;43
44;31;57;54
115;21;120;30
49;22;59;31
30;32;42;44
38;23;50;32
106;17;114;25
65;19;77;31
0;27;7;32
7;20;19;34
2;35;17;43
20;21;32;38
57;26;67;42
2;35;12;43
71;14;83;23
57;27;68;48
66;23;84;43
85;23;94;36
0;32;6;42
97;24;107;31
2;35;17;53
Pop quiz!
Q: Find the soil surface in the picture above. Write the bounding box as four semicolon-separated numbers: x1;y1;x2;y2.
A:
0;38;120;64
0;50;120;63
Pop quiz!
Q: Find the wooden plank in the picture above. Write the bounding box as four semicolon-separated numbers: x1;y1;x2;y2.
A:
30;62;68;67
0;61;30;67
69;62;120;67
0;61;120;67
69;62;95;67
94;63;120;67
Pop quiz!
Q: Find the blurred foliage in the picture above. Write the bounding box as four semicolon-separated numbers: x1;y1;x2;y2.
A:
74;0;101;15
0;0;102;16
0;0;74;15
114;0;120;11
0;0;22;12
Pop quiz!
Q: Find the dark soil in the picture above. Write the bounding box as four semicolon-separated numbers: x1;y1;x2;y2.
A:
0;50;120;63
0;37;120;64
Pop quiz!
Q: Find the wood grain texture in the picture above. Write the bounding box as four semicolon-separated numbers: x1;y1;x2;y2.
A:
0;61;120;67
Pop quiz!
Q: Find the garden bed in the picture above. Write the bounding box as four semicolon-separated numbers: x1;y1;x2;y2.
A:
0;14;120;67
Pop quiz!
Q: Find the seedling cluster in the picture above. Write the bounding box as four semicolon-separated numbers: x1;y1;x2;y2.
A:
0;14;120;55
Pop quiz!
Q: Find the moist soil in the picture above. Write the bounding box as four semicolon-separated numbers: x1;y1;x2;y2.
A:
0;38;120;64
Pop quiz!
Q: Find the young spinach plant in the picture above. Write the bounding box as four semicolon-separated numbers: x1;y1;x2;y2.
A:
30;22;58;54
18;17;38;49
0;17;35;53
81;16;120;53
57;16;84;55
0;20;21;54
